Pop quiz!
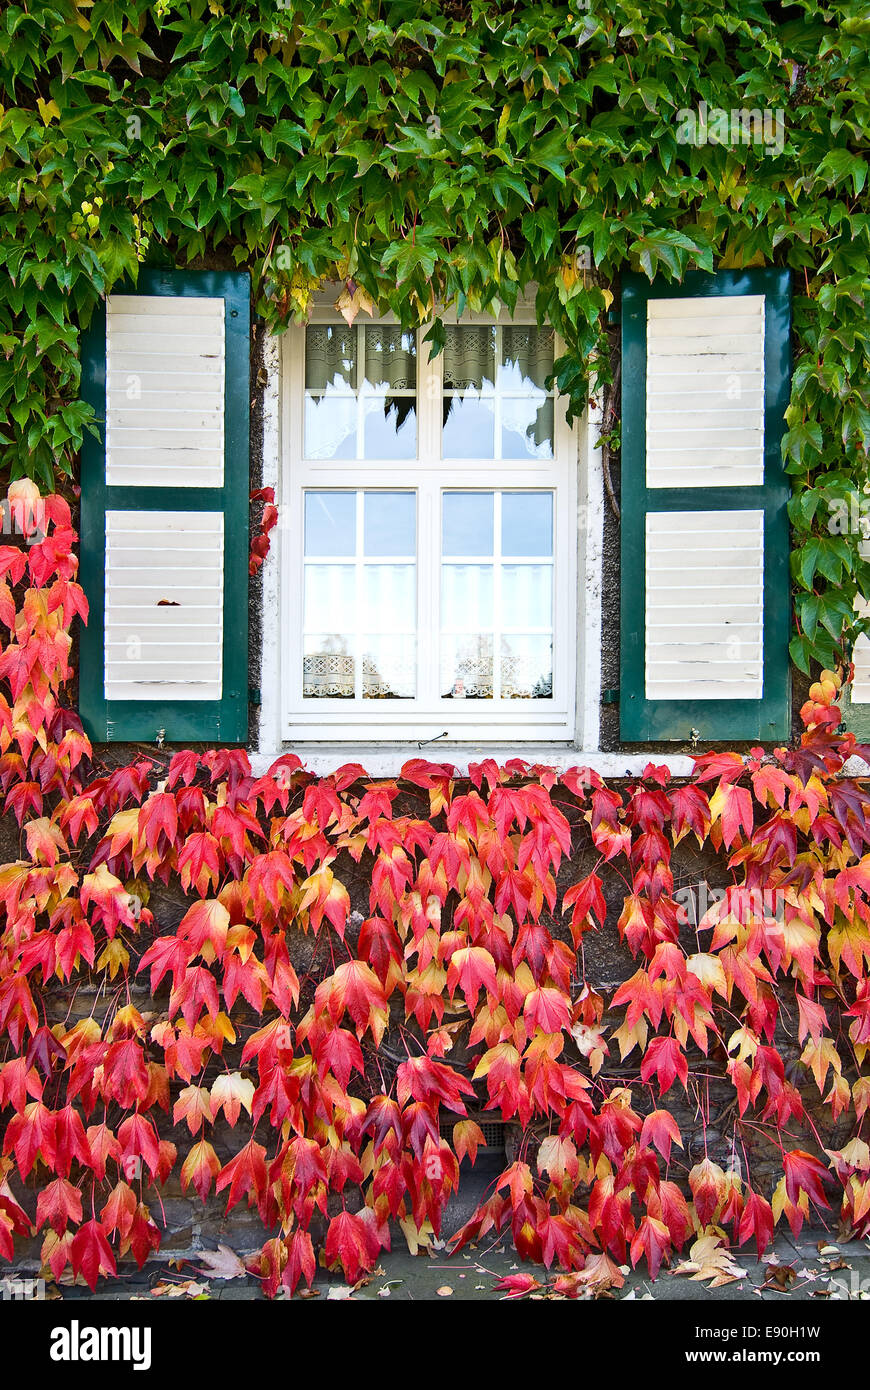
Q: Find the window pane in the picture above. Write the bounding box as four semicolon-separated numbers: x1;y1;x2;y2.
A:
304;324;418;459
442;397;495;459
364;491;416;556
364;327;416;390
363;564;416;631
302;490;417;700
304;395;357;460
443;326;496;390
305;325;355;390
443;492;494;556
501;397;554;460
363;635;415;698
500;327;554;391
501;635;553;699
502;492;553;556
440;490;554;703
363;397;417;459
441;324;555;460
304;492;356;556
502;565;552;628
442;564;493;632
303;636;355;699
441;634;493;699
304;564;356;632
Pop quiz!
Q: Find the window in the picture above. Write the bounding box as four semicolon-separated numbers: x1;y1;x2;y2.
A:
281;308;578;741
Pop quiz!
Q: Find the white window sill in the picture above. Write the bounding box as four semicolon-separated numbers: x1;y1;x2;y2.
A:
250;745;697;779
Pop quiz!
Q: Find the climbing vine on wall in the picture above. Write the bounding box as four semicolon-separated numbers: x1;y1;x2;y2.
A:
2;483;870;1293
0;1;867;668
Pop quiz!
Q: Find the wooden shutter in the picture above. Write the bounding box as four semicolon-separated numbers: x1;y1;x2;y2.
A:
79;270;250;744
620;268;791;742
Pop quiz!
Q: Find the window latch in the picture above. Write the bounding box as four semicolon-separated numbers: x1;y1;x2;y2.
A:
417;731;449;749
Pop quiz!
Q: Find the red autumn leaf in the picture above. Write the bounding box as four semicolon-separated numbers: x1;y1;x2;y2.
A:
314;959;389;1045
689;1158;727;1228
640;1035;688;1095
71;1219;116;1291
181;1140;221;1202
138;934;193;993
117;1113;160;1178
395;1055;475;1112
324;1208;381;1284
640;1109;683;1164
630;1214;672;1279
452;1119;485;1165
737;1187;775;1258
709;781;754;849
562;870;606;943
177;832;222;896
783;1149;831;1210
103;1038;150;1109
100;1181;137;1240
446;945;498;1012
523;986;572;1036
216;1140;268;1213
36;1177;82;1235
283;1228;316;1297
493;1272;544;1298
129;1204;162;1268
4;1100;56;1177
177;898;230;957
137;791;178;852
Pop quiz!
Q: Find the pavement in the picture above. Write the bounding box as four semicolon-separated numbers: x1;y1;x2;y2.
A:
42;1154;870;1303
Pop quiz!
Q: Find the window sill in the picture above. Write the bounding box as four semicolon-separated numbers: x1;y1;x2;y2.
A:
249;745;697;779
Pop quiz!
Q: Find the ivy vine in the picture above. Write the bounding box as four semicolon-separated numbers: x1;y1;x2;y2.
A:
0;0;867;670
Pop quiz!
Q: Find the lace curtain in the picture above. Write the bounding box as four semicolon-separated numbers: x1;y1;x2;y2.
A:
305;325;416;391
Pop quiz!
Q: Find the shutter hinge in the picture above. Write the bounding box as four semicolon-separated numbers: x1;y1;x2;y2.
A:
607;308;621;325
602;688;619;705
248;687;261;706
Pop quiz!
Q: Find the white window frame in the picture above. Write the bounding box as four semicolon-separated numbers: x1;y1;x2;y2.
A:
278;299;578;743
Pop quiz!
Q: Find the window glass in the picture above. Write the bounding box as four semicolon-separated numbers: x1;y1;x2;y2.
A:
303;490;416;699
440;491;554;699
442;326;554;460
304;325;417;459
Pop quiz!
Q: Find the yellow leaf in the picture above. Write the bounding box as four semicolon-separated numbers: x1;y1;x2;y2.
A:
96;939;130;980
36;99;60;126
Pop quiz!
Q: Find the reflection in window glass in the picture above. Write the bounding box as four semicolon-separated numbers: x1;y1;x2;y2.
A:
302;491;416;699
440;491;554;700
304;324;417;459
442;326;555;460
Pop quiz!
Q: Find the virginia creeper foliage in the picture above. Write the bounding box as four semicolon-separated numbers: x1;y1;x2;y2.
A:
3;484;870;1294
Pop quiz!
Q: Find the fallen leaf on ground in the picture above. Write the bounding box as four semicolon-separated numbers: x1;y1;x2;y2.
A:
760;1262;797;1292
673;1235;742;1288
493;1273;543;1299
195;1244;246;1280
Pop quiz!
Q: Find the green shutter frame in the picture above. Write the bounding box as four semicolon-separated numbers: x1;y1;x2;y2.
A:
619;268;791;742
79;269;250;744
